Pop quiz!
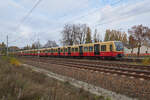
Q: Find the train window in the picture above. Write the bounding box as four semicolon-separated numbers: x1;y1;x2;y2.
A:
101;45;106;51
110;45;112;51
61;49;63;52
75;48;78;52
65;48;68;52
84;47;88;52
56;49;58;52
72;48;74;52
89;46;93;52
114;42;123;51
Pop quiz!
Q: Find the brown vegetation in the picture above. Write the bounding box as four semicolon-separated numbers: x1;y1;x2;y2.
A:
21;58;150;100
0;57;105;100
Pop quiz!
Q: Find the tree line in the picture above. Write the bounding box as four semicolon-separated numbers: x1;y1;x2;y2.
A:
61;24;150;55
61;24;101;46
23;40;58;50
17;24;150;56
1;24;150;56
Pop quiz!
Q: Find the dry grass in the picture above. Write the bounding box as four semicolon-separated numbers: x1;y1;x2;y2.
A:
0;57;106;100
142;57;150;66
22;58;150;100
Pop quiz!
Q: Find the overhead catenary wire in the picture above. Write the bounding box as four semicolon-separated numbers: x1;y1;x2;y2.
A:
10;0;43;43
44;0;124;34
93;1;150;28
11;0;146;47
11;0;123;44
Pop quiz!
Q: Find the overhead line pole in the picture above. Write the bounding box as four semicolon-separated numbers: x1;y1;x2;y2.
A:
6;35;8;56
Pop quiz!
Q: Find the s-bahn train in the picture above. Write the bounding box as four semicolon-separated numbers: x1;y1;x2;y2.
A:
16;41;124;59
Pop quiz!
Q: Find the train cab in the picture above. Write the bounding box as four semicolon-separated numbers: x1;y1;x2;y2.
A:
113;41;124;58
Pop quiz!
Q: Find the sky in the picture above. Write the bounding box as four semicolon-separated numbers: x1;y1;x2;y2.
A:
0;0;150;47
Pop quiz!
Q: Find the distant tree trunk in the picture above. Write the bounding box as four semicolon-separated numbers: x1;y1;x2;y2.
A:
137;45;141;56
131;48;133;53
146;48;148;54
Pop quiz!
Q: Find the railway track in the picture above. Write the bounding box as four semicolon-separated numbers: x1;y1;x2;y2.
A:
21;57;150;80
34;57;150;70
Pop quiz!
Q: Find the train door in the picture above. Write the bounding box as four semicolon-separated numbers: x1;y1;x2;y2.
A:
51;49;53;56
110;45;113;52
79;46;83;56
63;48;65;55
68;47;71;56
58;48;60;56
94;44;100;55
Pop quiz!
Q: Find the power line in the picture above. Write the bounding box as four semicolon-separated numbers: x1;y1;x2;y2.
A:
20;0;125;45
62;0;124;25
10;0;43;43
94;6;150;28
17;0;43;30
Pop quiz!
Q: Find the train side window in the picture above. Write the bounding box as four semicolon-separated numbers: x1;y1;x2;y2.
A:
72;48;74;52
65;48;68;52
61;49;63;52
110;45;112;51
101;45;106;51
63;48;65;53
84;47;88;52
89;46;93;52
75;48;78;52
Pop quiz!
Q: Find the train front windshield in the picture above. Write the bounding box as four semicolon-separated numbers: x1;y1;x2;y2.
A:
114;42;124;51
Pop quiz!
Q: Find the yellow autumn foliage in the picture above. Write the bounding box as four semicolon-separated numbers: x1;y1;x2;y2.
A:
142;57;150;66
9;57;21;67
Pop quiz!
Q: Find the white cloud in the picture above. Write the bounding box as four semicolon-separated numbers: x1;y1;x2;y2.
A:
0;0;150;47
99;0;150;25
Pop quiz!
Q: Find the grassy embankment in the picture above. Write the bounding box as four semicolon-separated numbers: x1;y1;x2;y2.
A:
0;56;108;100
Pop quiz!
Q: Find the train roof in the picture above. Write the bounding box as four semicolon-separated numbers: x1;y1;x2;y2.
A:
18;41;122;52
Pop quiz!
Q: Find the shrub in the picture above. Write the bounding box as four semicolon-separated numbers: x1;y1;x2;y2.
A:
1;56;21;67
9;57;21;67
94;95;105;100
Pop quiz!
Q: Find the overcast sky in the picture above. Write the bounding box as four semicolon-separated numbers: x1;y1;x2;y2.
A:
0;0;150;47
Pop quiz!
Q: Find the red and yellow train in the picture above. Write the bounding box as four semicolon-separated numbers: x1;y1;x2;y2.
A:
16;41;124;59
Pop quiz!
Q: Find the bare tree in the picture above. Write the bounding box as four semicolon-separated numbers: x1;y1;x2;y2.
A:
76;24;87;44
61;24;75;46
32;41;42;49
128;35;137;53
85;27;92;44
23;45;30;50
93;29;101;42
104;29;111;41
61;24;89;46
44;40;58;48
128;24;150;56
104;29;128;45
